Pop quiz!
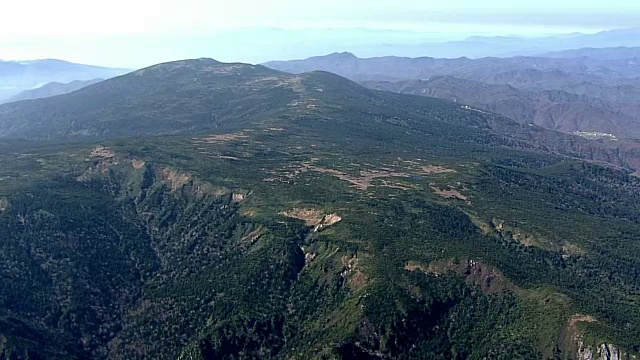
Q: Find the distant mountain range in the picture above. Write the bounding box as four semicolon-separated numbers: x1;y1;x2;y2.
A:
1;78;104;104
363;76;640;137
348;28;640;59
540;46;640;60
0;59;128;101
265;51;640;138
264;51;640;82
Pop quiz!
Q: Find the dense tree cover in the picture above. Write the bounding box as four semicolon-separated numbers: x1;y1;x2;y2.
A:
1;136;639;359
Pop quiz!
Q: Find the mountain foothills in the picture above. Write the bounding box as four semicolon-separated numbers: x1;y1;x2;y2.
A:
0;59;128;102
0;59;640;360
264;52;640;139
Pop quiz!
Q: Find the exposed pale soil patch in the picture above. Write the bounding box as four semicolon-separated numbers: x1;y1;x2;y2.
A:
263;159;458;191
431;186;468;201
131;159;146;169
314;214;342;232
90;146;116;159
281;208;323;226
569;314;597;328
161;169;192;191
193;133;249;144
78;146;121;180
341;255;367;291
232;192;249;202
420;165;456;175
281;208;342;231
241;209;257;217
308;166;411;190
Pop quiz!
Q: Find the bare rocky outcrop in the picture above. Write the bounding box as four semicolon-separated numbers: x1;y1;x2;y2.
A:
160;169;192;191
281;208;342;232
77;146;121;180
90;146;116;158
131;159;146;169
0;198;8;212
232;192;249;202
577;342;632;360
313;214;342;232
570;314;636;360
341;255;367;291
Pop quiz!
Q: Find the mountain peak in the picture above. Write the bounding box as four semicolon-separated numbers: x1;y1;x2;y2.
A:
131;58;271;78
142;57;222;70
324;52;358;59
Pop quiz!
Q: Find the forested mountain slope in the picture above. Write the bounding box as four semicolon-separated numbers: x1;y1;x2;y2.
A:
0;59;639;360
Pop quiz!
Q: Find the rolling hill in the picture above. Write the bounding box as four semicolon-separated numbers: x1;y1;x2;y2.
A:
0;59;640;360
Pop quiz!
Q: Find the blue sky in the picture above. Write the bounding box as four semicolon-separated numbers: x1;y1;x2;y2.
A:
1;0;639;67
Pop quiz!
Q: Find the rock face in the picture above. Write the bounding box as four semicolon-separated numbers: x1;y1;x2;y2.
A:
312;213;342;232
578;341;595;360
577;342;633;360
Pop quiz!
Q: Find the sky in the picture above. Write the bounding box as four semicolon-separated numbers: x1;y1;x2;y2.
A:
1;0;640;67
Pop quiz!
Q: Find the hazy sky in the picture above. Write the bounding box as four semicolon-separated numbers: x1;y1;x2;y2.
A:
1;0;639;67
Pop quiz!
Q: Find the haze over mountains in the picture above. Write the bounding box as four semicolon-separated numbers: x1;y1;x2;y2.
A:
351;28;640;59
540;46;640;60
0;59;128;102
2;78;104;104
